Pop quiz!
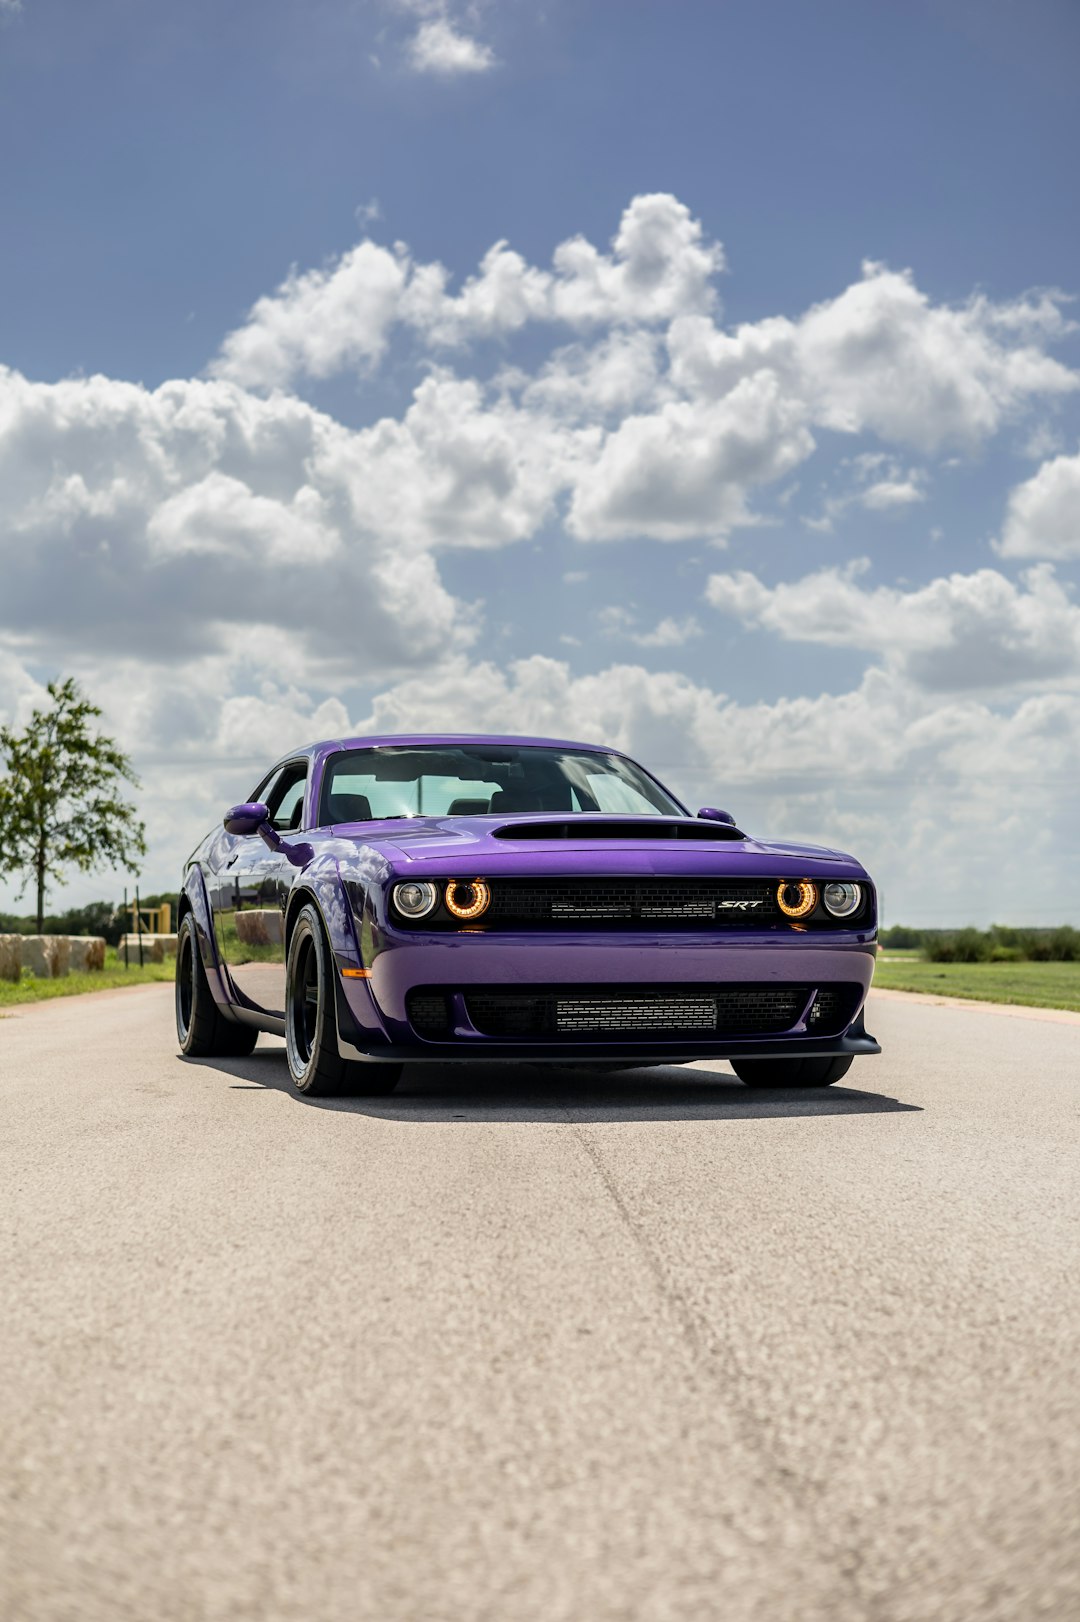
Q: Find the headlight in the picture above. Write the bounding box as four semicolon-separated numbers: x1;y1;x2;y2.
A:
444;878;491;920
823;881;862;919
392;880;439;919
777;879;818;919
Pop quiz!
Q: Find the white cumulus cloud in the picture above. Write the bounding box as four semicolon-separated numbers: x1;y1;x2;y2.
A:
667;265;1076;453
997;447;1080;559
706;561;1080;692
568;372;813;542
407;16;496;74
213;194;724;389
208;199;1076;551
213;240;409;391
0;366;470;667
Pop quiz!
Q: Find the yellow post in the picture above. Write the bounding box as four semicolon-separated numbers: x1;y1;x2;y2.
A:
129;901;169;935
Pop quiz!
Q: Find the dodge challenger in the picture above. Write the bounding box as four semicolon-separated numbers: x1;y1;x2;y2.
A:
175;735;880;1094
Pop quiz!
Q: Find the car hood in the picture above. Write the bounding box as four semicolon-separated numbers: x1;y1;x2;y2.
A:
328;814;869;881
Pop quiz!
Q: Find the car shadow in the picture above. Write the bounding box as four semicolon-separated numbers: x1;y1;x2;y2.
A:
181;1048;921;1123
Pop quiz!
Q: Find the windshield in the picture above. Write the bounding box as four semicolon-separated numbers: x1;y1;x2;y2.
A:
319;745;685;823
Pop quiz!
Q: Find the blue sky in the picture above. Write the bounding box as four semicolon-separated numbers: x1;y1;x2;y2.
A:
4;0;1080;381
1;0;1079;922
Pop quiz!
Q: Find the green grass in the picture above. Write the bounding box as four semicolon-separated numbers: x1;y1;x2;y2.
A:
873;957;1080;1013
0;947;174;1007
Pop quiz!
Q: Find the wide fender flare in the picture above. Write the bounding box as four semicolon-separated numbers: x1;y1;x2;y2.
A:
285;856;363;970
181;863;219;970
180;864;236;1014
284;857;391;1056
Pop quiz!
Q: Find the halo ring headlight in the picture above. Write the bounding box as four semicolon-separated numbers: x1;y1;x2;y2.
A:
823;881;862;919
445;878;491;920
777;879;818;919
392;880;439;920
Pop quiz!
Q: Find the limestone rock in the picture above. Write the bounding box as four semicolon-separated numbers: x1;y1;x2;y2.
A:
0;935;21;982
68;936;107;972
116;933;176;964
20;936;51;978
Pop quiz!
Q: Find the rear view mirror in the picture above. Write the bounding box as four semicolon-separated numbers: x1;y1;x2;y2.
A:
697;807;736;825
223;801;269;836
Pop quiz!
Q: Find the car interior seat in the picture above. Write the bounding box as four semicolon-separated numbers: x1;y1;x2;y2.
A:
446;797;491;815
326;792;373;823
488;789;546;813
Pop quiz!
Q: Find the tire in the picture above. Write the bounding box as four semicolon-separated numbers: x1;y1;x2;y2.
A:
176;911;259;1058
731;1055;854;1088
285;903;402;1097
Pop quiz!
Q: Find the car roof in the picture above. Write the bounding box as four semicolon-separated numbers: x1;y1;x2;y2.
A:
318;733;614;754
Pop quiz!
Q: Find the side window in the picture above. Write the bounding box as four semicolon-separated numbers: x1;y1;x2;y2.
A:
266;763;309;832
251;768;281;807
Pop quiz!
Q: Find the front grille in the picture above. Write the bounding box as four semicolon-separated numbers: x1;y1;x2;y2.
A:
461;984;811;1039
486;879;780;929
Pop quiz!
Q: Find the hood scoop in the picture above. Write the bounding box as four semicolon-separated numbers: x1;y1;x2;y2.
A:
491;818;746;842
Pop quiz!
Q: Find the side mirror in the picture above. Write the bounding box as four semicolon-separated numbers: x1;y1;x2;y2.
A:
697;806;736;825
224;801;269;836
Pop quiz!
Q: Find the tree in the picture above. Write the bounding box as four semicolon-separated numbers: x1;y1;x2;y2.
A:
0;679;147;933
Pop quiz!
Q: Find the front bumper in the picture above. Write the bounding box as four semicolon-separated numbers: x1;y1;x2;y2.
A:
334;926;880;1064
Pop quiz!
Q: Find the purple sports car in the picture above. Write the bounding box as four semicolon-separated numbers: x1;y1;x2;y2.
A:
176;735;880;1095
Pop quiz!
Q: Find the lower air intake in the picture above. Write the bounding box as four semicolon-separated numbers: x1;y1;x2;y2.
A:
557;996;718;1033
408;993;451;1036
462;985;811;1039
806;986;861;1034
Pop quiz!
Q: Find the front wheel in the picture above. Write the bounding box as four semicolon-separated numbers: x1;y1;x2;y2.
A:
285;904;402;1097
731;1055;853;1088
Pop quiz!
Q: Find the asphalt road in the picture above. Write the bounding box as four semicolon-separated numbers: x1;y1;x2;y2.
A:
1;987;1078;1622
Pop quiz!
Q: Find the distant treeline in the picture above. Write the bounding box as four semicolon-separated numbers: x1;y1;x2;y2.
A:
0;895;179;947
881;924;1080;963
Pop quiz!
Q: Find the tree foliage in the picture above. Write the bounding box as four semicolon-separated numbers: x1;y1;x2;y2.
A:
0;679;147;931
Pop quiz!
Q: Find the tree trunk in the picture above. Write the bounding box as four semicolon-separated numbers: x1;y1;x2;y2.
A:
35;843;45;934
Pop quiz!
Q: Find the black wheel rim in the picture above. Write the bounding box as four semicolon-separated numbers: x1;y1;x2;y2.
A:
177;927;194;1039
291;931;319;1067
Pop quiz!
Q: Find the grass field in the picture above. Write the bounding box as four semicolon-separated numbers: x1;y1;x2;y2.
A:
873;957;1080;1013
0;948;174;1008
